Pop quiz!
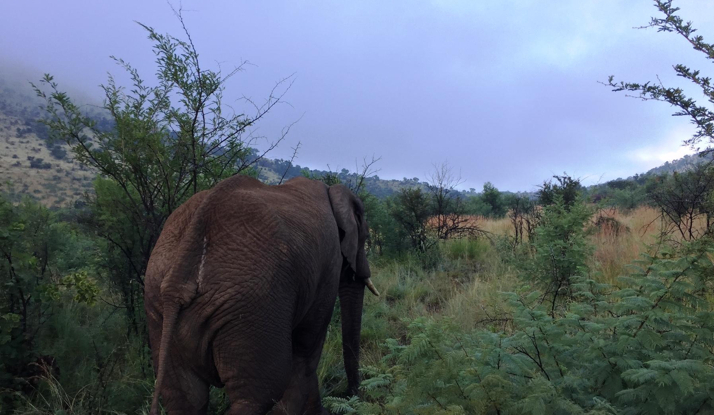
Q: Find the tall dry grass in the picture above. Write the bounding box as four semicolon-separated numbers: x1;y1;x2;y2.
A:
478;215;513;237
589;205;712;283
590;206;661;283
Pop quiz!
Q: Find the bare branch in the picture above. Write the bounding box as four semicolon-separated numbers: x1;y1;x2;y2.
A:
280;141;302;185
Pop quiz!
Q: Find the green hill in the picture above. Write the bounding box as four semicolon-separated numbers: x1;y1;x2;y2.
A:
642;152;714;176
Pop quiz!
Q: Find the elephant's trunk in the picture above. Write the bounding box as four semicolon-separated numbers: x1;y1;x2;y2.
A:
339;277;365;396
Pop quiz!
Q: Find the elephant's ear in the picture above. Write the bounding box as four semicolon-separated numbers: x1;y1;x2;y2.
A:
329;184;361;275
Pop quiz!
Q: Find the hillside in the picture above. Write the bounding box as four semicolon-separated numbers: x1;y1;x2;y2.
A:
0;80;94;206
0;79;434;205
1;76;710;207
642;152;714;176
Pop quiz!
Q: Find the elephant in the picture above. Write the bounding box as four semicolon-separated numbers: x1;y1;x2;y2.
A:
144;175;379;415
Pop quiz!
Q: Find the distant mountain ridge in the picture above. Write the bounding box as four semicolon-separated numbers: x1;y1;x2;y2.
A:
251;156;430;198
1;77;711;206
640;152;714;177
0;79;433;204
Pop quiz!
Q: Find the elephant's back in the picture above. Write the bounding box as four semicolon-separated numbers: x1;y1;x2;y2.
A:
205;178;337;265
195;177;340;306
150;177;340;379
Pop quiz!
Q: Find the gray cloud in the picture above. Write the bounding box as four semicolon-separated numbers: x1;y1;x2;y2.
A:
2;0;713;191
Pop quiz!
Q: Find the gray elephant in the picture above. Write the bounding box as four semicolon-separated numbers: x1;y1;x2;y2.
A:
144;175;379;415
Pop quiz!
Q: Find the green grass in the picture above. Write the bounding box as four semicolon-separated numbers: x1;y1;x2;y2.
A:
318;236;517;398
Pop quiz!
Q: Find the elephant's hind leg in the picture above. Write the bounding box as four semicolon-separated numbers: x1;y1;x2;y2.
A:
272;300;336;415
224;398;278;415
158;363;210;415
215;316;293;415
269;354;328;415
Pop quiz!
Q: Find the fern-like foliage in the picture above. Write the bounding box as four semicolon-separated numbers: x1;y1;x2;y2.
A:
348;241;714;414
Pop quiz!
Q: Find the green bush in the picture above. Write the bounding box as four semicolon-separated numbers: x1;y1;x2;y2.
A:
539;175;582;210
328;240;714;415
523;195;594;315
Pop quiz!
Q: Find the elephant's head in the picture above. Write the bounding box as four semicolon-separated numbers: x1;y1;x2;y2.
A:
329;184;378;396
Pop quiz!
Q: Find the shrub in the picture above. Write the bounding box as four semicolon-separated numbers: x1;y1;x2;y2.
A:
29;158;52;169
388;188;434;254
331;240;714;415
521;195;594;316
539;175;582;210
445;238;489;263
49;145;67;160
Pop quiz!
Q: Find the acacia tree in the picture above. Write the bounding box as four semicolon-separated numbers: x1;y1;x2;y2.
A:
32;18;292;333
607;0;714;242
650;163;714;241
538;174;581;210
608;0;714;152
481;182;506;218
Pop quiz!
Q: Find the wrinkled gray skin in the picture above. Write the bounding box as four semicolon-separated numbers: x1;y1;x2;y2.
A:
144;176;375;415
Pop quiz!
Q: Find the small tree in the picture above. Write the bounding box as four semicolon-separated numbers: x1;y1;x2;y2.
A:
526;195;593;316
388;188;433;253
426;162;482;240
361;194;396;257
649;163;714;241
508;195;541;246
538;174;581;209
481;182;507;218
32;17;291;333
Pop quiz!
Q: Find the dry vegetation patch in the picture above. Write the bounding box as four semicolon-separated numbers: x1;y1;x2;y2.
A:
0;112;94;207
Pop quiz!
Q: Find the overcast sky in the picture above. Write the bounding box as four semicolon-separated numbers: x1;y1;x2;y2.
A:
2;1;713;191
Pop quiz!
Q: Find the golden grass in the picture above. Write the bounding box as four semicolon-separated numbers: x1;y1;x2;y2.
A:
373;207;669;325
589;206;659;283
589;205;712;283
479;215;513;237
368;206;672;332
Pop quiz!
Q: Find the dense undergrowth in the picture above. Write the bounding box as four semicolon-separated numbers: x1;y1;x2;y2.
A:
2;189;714;415
319;200;714;415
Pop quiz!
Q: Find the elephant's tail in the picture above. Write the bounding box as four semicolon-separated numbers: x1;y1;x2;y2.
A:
150;200;211;414
150;301;180;415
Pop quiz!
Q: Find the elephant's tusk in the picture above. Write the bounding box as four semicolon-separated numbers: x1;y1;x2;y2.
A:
365;278;380;297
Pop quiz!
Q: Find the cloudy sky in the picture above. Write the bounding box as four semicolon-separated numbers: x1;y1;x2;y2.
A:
1;1;713;191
